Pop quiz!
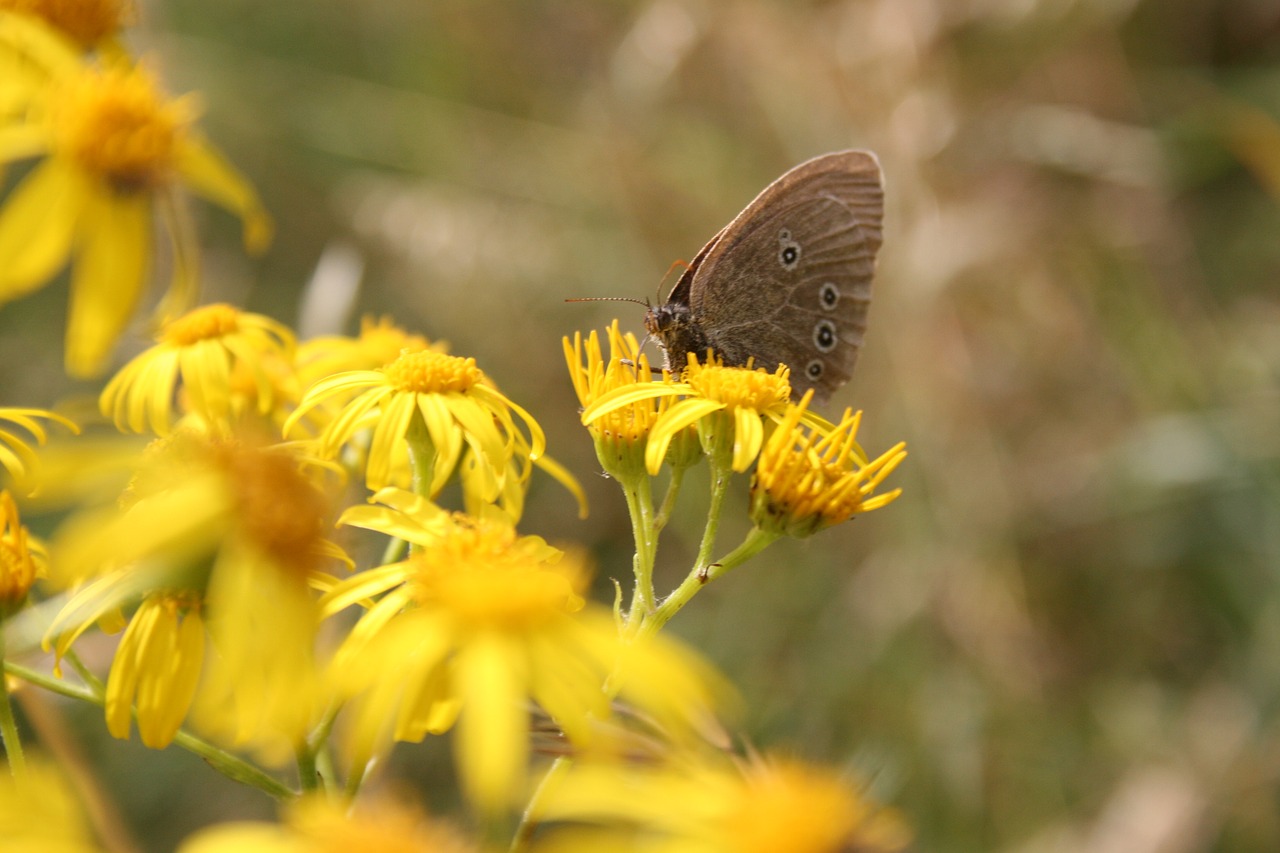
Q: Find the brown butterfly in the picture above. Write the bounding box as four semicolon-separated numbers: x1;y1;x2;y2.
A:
644;150;884;403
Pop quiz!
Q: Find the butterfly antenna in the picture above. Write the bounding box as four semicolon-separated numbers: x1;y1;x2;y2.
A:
564;296;652;307
656;259;691;302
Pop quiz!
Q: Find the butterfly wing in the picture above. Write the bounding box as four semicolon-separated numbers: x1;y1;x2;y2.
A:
686;150;884;402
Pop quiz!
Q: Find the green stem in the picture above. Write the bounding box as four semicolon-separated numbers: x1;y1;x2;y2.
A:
64;649;105;699
3;661;294;800
380;535;409;567
640;527;780;640
653;466;685;534
629;456;730;639
622;477;658;627
302;704;341;796
692;454;732;577
295;742;319;794
509;755;572;852
0;630;26;777
315;745;338;797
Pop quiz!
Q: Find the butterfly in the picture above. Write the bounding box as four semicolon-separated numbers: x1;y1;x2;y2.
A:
644;150;884;403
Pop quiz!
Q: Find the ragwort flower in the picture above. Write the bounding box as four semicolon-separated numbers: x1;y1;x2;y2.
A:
326;514;724;814
0;0;133;51
0;38;271;376
0;406;78;480
534;753;912;853
295;315;444;392
0;758;105;853
178;796;478;853
564;322;698;480
285;349;544;498
583;352;835;476
45;431;349;755
99;303;297;437
0;490;44;617
751;397;906;538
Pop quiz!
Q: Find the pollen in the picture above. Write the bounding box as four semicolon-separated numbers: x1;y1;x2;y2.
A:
684;356;791;412
212;442;329;580
53;64;192;191
383;351;483;395
0;492;39;610
413;530;586;631
160;303;241;346
431;563;582;630
0;0;133;47
726;761;909;853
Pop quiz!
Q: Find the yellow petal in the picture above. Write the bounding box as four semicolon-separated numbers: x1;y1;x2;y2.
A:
0;160;85;301
65;186;151;377
151;608;204;748
0;10;83;76
0;124;49;164
456;633;527;813
104;601;164;740
416;393;463;494
316;564;407;618
175;137;273;253
644;398;723;475
367;392;416;490
474;385;546;460
580;382;687;425
178;339;233;423
731;406;764;472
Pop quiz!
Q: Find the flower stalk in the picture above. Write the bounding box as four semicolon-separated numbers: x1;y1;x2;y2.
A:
0;629;26;777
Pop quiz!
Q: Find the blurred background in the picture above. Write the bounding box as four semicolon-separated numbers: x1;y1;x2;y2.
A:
3;0;1280;850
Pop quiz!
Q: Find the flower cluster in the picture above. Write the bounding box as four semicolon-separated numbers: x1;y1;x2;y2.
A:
0;5;912;853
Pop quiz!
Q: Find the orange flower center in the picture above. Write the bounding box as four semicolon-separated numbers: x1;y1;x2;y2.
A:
212;442;330;580
161;304;241;346
383;351;482;395
684;357;790;412
1;0;132;47
54;64;191;191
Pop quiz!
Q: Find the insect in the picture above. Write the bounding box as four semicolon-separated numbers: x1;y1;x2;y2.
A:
644;150;884;403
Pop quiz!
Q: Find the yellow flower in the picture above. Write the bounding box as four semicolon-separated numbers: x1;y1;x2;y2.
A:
0;758;106;853
0;45;272;376
103;592;203;748
99;303;297;437
751;397;906;538
177;796;478;853
44;431;349;757
296;315;445;392
327;516;724;814
583;352;834;476
0;490;44;617
564;322;695;479
285;349;544;496
0;0;133;50
0;406;78;480
534;754;912;853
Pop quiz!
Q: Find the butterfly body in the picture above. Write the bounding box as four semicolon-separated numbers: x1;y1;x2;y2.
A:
645;150;884;404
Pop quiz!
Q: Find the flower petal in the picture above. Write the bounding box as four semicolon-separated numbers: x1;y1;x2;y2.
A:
0;160;84;301
65;187;151;376
456;633;527;813
175;137;273;253
645;398;723;475
581;382;688;425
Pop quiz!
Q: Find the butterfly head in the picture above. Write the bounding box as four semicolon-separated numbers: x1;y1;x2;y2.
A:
644;301;709;372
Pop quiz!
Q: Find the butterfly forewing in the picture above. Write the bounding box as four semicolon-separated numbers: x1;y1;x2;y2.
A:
684;151;884;402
